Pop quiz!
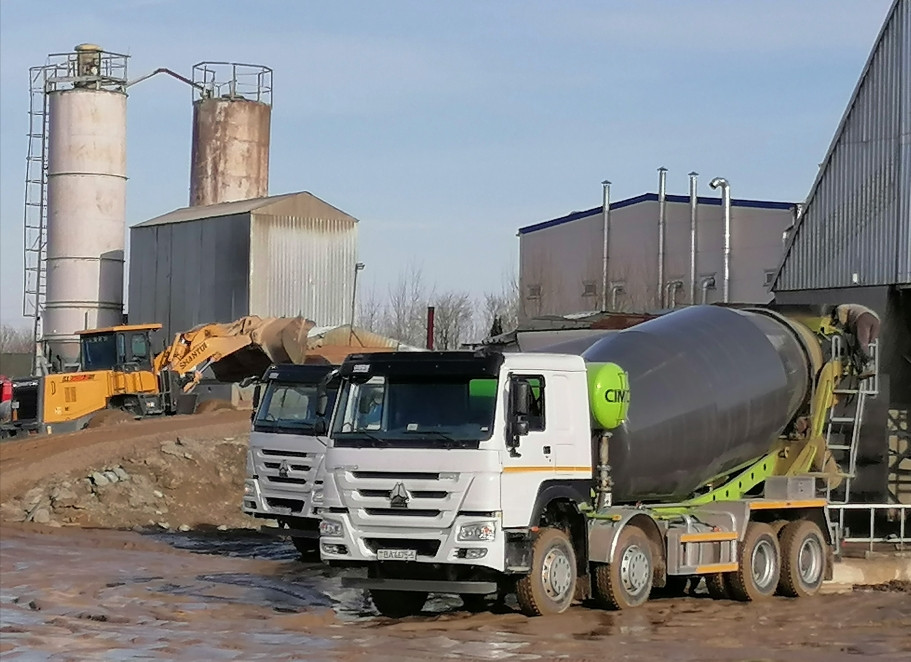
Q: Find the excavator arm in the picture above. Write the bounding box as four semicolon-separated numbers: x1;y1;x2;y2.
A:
153;316;316;392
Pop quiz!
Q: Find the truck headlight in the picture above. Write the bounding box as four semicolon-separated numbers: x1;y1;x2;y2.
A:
311;488;324;504
245;450;255;477
319;519;343;538
457;521;496;542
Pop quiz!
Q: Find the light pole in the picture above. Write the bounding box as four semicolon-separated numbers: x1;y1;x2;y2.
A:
348;262;365;344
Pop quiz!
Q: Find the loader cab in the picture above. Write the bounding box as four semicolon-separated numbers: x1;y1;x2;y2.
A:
77;324;162;373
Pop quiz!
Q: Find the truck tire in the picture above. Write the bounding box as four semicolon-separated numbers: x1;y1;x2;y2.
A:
726;522;781;602
592;526;654;610
777;520;826;598
515;527;577;616
369;589;427;618
705;573;730;600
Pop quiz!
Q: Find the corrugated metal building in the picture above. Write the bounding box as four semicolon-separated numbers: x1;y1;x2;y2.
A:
773;0;910;504
519;193;796;318
128;191;359;341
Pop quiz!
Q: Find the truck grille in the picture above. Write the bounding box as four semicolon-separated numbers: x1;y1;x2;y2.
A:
357;489;447;499
364;538;441;557
364;508;441;517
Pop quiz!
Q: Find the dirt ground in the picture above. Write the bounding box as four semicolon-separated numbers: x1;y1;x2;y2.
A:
0;410;256;530
2;415;911;661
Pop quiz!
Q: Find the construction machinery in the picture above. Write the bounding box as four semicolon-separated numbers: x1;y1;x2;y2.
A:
317;304;875;617
243;328;423;557
1;315;313;437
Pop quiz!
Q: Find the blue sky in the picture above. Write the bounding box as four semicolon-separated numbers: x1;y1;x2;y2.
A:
0;0;893;327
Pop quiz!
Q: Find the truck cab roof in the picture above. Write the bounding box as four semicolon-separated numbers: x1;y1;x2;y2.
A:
338;350;585;379
261;363;339;385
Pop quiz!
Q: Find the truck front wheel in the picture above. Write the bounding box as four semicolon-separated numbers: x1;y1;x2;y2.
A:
727;522;781;601
369;589;427;618
777;520;826;598
592;526;654;609
515;527;577;616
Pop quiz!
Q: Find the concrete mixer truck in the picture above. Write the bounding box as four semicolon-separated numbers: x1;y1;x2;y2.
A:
316;305;866;617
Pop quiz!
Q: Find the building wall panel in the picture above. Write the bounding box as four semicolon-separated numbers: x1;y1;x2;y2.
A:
776;0;909;290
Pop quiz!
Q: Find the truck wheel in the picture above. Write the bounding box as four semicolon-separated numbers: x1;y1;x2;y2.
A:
727;522;781;602
515;527;577;616
777;520;826;598
705;573;730;600
592;526;654;609
369;589;427;618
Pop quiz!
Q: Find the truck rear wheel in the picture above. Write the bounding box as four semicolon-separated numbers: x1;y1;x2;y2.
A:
727;522;781;602
592;526;654;609
515;527;577;616
369;589;427;618
777;520;826;598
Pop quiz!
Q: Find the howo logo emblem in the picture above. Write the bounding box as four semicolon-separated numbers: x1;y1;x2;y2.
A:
278;460;290;478
389;482;410;509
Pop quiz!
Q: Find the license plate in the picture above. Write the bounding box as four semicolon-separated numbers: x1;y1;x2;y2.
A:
377;548;417;561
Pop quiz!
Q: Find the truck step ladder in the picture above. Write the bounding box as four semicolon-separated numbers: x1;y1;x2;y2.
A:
823;337;878;509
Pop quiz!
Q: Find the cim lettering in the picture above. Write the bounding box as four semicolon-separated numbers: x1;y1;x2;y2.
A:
604;389;628;403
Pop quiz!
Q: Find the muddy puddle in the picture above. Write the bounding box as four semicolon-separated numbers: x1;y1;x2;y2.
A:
2;524;910;661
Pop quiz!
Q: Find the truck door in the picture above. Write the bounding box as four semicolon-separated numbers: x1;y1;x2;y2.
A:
501;373;555;528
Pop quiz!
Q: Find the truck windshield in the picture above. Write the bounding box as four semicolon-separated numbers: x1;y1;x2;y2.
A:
332;375;498;444
254;382;335;434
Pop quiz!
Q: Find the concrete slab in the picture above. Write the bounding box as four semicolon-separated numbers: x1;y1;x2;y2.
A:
821;555;911;593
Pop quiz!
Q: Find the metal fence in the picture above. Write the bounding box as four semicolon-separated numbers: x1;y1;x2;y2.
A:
829;503;909;554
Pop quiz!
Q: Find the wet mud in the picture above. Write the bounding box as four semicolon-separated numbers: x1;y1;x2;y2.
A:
2;524;910;661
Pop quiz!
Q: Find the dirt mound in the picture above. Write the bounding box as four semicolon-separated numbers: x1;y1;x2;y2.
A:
0;410;257;531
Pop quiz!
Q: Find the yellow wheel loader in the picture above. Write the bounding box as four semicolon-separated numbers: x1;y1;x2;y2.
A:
3;316;315;437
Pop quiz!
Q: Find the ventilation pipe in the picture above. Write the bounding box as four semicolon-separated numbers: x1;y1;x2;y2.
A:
688;172;699;304
665;280;684;309
657;167;668;308
600;180;611;311
700;275;716;304
610;283;625;310
709;177;732;303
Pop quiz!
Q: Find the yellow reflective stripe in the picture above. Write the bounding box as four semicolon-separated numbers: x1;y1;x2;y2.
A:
748;499;827;510
694;563;739;574
679;531;738;543
502;466;590;473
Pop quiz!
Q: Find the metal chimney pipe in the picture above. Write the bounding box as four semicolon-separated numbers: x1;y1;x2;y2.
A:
600;180;611;311
610;284;625;310
687;172;699;305
709;177;732;303
426;306;435;350
657;167;668;308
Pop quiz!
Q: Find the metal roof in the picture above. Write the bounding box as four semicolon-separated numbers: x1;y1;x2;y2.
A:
774;0;910;291
133;191;358;227
518;192;795;235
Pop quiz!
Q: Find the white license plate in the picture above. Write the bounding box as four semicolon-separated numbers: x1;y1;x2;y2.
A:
377;548;417;561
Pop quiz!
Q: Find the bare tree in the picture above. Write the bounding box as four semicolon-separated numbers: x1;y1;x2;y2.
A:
356;283;385;334
0;324;33;354
433;291;476;350
482;272;520;338
383;262;433;347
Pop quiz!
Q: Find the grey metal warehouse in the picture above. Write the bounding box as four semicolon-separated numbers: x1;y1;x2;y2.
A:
773;0;909;504
518;189;797;319
128;191;359;341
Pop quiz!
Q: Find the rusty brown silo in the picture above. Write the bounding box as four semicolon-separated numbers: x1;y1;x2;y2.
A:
189;62;272;206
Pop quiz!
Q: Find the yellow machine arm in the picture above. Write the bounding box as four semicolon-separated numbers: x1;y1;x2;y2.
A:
153;316;315;392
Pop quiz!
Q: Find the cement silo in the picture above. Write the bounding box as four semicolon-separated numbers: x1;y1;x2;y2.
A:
42;44;128;364
189;62;272;206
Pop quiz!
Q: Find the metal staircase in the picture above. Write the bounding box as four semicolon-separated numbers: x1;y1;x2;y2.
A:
824;337;879;505
22;65;51;358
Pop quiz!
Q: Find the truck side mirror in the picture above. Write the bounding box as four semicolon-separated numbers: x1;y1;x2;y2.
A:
316;391;329;418
252;385;262;410
511;380;531;418
313;418;328;436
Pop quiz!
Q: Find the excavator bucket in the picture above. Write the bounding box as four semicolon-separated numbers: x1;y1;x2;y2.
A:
206;316;316;383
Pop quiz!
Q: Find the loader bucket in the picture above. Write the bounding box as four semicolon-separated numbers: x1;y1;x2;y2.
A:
207;316;316;383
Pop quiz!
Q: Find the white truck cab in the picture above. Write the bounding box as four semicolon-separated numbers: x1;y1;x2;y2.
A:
318;351;596;613
243;364;339;557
